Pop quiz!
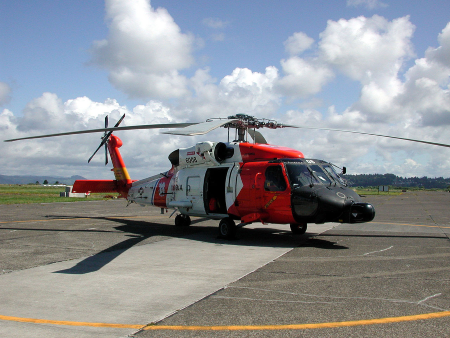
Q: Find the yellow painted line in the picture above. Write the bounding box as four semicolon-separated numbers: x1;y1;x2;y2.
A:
0;215;162;225
0;218;92;224
375;221;450;229
1;311;450;331
143;311;450;330
0;315;143;329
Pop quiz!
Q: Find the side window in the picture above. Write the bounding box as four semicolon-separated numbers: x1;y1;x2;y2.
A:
264;166;287;191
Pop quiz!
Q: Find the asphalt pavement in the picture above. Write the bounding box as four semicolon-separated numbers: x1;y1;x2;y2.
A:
0;191;449;337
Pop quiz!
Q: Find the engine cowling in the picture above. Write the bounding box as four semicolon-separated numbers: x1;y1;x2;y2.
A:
170;142;232;168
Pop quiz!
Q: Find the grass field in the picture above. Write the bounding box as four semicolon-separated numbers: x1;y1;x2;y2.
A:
354;188;403;196
0;184;444;205
354;187;449;195
0;185;115;204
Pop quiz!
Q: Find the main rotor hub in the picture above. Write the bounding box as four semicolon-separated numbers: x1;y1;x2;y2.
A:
226;114;283;130
208;114;285;142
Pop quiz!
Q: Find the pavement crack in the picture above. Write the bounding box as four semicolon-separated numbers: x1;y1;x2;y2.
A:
226;286;448;310
211;295;341;305
362;245;394;256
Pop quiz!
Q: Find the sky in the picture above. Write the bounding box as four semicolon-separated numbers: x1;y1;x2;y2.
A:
1;0;450;180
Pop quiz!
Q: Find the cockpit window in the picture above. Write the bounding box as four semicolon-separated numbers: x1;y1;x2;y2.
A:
285;163;319;187
309;165;332;185
323;165;346;185
284;161;347;187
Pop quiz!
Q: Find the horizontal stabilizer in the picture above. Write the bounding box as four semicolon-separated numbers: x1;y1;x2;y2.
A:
72;180;119;194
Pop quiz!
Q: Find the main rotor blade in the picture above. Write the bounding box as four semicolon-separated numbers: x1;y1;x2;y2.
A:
287;125;450;148
162;119;238;136
4;122;196;142
248;129;267;144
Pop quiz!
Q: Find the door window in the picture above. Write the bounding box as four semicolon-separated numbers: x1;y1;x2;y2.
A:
187;176;201;196
264;166;287;191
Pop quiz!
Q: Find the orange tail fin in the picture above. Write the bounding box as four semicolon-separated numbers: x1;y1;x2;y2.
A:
73;134;136;198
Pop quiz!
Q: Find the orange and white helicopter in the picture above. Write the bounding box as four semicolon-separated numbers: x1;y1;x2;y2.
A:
6;114;450;238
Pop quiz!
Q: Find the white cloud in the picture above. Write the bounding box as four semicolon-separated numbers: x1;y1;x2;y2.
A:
0;94;189;179
0;82;12;106
90;0;195;99
219;67;280;115
0;109;16;134
17;93;65;132
272;17;450;174
396;23;450;127
405;23;450;86
210;33;226;42
401;77;450;126
180;67;281;119
276;57;334;98
346;0;388;10
319;15;415;85
350;78;404;122
284;32;314;56
108;69;190;100
202;17;229;42
202;18;229;29
432;22;450;68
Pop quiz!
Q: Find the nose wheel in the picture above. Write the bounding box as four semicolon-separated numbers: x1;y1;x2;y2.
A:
290;223;307;235
175;214;191;227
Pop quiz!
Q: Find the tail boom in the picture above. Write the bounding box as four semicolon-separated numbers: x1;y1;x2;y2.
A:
72;180;133;198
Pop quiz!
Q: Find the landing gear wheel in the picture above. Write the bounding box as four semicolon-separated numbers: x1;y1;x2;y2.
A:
219;217;237;239
175;214;191;227
290;223;307;235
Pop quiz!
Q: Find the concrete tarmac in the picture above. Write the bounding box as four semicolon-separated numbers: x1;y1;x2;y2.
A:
1;191;449;337
0;199;334;337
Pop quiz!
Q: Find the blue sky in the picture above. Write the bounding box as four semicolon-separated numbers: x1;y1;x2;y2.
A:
1;0;450;180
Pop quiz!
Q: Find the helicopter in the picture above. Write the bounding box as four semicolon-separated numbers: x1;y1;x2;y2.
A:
5;114;450;238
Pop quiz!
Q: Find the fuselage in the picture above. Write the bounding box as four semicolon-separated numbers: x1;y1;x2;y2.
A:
127;141;375;226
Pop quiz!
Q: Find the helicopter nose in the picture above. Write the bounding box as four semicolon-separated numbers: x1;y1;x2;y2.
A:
344;202;376;223
315;190;375;223
291;187;375;224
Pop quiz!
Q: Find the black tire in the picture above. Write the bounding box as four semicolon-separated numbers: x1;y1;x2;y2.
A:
290;223;307;235
219;217;237;239
175;214;191;227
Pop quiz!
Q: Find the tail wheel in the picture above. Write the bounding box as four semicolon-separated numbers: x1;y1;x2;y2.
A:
219;217;237;239
175;214;191;227
290;223;307;235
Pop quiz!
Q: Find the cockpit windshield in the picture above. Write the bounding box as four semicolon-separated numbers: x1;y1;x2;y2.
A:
284;160;346;187
323;164;346;185
309;165;332;185
285;163;319;187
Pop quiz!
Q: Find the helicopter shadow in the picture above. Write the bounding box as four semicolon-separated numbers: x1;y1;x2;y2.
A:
51;216;208;274
54;233;147;274
38;214;347;274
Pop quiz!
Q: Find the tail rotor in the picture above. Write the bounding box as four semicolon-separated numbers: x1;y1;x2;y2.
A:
88;114;126;164
104;115;109;165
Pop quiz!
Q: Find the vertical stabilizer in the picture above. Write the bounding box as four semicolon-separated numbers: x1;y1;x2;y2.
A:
73;134;135;197
108;134;132;184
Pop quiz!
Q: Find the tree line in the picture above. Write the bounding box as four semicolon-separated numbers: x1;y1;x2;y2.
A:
343;173;450;189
